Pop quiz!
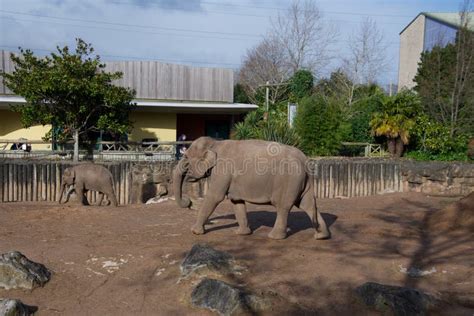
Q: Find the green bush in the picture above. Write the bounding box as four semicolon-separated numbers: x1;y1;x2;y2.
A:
232;108;299;147
348;92;384;143
407;114;470;160
405;151;469;162
289;69;314;100
294;96;345;156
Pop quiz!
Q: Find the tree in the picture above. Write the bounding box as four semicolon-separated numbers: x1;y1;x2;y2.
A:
414;3;474;137
370;90;421;157
238;0;336;104
289;69;314;100
270;0;337;75
233;83;251;104
1;39;136;161
238;37;289;105
294;95;345;156
341;18;388;106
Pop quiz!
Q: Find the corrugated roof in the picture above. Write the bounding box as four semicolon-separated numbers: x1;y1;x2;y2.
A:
400;12;474;34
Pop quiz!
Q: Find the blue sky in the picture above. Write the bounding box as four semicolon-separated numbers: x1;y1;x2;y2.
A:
0;0;463;86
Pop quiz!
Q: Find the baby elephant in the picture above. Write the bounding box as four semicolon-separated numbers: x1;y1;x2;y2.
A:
59;164;118;206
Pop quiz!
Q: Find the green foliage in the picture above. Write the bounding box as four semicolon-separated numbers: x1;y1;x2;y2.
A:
314;70;352;101
233;110;263;140
294;96;345;156
1;38;136;143
409;114;469;157
233;83;251;104
347;90;385;143
289;69;313;100
370;90;421;145
414;33;474;136
405;150;469;162
232;108;299;146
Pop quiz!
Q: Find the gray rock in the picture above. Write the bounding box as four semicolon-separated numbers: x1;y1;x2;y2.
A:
355;282;438;316
191;278;252;316
181;244;233;277
0;299;37;316
0;252;51;290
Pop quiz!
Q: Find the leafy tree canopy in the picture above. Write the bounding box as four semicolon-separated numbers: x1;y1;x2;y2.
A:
1;38;136;160
414;31;474;137
289;69;314;101
294;95;346;156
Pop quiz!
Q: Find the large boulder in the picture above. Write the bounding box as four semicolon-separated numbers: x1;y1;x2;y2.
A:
0;299;36;316
191;278;255;316
180;244;234;278
355;282;438;315
0;252;51;290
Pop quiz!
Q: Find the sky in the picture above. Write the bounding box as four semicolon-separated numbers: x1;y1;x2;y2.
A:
0;0;464;86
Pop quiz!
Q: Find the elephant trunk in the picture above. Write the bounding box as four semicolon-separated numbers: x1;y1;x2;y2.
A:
173;158;191;208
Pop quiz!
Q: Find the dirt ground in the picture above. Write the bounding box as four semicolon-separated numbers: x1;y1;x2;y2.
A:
0;192;473;315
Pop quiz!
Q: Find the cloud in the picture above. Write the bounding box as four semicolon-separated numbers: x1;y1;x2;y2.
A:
0;0;463;86
125;0;203;11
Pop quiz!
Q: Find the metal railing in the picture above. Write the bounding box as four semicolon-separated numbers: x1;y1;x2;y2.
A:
0;139;192;161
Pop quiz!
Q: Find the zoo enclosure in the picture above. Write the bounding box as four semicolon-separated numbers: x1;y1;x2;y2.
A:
0;159;406;204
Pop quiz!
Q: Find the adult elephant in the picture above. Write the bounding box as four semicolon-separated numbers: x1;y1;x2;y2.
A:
173;137;329;240
58;164;118;206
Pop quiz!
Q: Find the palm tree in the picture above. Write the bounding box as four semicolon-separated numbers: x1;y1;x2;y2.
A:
370;90;420;157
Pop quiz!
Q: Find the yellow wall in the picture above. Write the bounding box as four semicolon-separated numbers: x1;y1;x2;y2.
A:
0;109;52;150
0;109;177;150
129;111;177;142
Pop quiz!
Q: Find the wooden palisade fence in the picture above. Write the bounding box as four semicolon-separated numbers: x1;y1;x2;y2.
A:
0;159;404;204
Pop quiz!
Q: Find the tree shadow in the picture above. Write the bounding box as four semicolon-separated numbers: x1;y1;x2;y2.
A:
208;209;337;238
322;194;474;293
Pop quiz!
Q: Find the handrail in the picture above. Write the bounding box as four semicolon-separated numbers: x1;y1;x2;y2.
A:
0;139;193;145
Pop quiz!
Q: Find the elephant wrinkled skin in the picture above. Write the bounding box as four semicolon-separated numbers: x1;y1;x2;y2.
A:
173;137;329;240
58;164;118;206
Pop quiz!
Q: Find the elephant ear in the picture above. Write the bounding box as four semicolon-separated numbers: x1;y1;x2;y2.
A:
64;168;76;181
198;150;217;174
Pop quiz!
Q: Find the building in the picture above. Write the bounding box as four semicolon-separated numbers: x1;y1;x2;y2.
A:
398;12;474;90
0;50;257;150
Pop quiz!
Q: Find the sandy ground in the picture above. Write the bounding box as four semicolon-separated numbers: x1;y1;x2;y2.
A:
0;192;473;315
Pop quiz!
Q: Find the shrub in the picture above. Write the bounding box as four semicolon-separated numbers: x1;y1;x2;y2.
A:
232;109;299;147
294;96;345;156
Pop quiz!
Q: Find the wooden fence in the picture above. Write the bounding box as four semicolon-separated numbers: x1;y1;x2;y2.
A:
0;161;133;205
0;159;403;204
312;159;401;198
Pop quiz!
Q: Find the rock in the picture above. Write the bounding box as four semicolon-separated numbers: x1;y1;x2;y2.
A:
0;299;37;316
191;278;253;316
355;282;438;316
180;244;234;277
0;252;51;290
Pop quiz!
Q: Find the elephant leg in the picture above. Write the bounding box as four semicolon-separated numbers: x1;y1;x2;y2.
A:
76;186;87;206
192;195;224;235
299;192;330;240
268;205;291;240
232;200;251;235
62;185;75;204
103;188;118;207
97;192;104;206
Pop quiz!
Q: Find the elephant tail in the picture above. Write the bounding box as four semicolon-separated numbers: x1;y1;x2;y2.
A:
300;174;330;239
